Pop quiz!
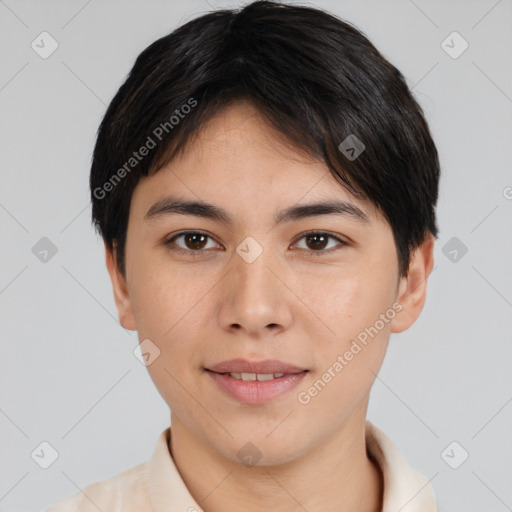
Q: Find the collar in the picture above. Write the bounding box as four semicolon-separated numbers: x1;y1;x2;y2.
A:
146;421;437;512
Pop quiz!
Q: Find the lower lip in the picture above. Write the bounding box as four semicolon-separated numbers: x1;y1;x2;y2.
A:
206;370;308;405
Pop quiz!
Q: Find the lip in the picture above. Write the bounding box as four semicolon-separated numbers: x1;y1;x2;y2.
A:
206;369;308;405
205;359;309;405
206;358;307;374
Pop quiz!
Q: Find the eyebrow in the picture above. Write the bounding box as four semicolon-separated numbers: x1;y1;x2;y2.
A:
144;196;370;226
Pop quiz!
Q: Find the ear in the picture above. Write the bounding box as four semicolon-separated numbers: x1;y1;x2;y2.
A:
390;234;435;333
105;242;137;331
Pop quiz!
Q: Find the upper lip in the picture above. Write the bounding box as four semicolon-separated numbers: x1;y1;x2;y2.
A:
206;359;307;374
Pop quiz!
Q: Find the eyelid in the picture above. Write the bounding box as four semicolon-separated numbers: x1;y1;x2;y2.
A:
290;230;349;254
163;230;222;253
163;229;349;255
292;229;348;245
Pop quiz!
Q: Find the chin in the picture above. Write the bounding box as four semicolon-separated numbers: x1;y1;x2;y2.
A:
214;428;307;467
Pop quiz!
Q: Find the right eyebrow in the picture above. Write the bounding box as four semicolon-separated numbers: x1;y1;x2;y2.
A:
144;196;370;226
144;197;232;224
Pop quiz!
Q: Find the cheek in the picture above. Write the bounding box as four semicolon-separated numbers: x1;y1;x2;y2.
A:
128;248;203;338
128;258;205;408
294;271;393;422
292;260;396;405
127;250;211;372
300;265;397;344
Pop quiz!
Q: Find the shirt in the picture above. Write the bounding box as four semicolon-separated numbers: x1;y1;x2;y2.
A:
44;421;438;512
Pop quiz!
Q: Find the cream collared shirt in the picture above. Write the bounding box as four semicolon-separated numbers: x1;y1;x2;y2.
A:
44;421;437;512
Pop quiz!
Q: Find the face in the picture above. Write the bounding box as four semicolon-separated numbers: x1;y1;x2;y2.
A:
107;100;433;465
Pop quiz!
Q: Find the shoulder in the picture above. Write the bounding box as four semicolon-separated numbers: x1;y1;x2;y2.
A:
365;421;438;512
44;461;152;512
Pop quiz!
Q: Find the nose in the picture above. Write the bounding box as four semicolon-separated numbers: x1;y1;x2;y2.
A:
217;245;293;337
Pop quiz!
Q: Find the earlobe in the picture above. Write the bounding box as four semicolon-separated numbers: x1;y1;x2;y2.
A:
390;234;435;334
105;243;137;331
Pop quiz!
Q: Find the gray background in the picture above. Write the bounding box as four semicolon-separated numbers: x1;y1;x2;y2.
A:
0;0;511;511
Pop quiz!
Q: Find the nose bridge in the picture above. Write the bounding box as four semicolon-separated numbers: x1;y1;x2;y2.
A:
233;239;278;304
219;236;291;333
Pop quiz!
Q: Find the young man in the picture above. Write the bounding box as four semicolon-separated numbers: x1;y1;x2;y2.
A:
46;1;439;510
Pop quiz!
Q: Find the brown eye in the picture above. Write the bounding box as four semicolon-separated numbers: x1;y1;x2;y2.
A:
164;231;220;254
294;231;347;254
183;233;208;250
304;233;329;250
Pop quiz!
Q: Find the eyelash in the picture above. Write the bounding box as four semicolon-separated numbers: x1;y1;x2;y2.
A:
163;230;348;257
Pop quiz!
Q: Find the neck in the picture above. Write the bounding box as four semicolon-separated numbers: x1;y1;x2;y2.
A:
169;411;383;512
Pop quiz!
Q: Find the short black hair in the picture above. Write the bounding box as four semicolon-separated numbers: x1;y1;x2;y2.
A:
90;0;440;278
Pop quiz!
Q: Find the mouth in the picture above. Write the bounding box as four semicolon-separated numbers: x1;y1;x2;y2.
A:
204;361;309;404
205;369;307;381
205;358;308;375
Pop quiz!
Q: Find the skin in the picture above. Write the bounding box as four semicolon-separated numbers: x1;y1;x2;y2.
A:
106;100;434;512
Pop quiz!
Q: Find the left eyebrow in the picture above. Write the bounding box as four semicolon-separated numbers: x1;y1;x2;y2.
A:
273;200;370;225
144;196;370;226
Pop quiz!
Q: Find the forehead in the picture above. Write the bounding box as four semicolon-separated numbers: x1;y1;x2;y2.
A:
181;100;331;175
135;100;385;226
